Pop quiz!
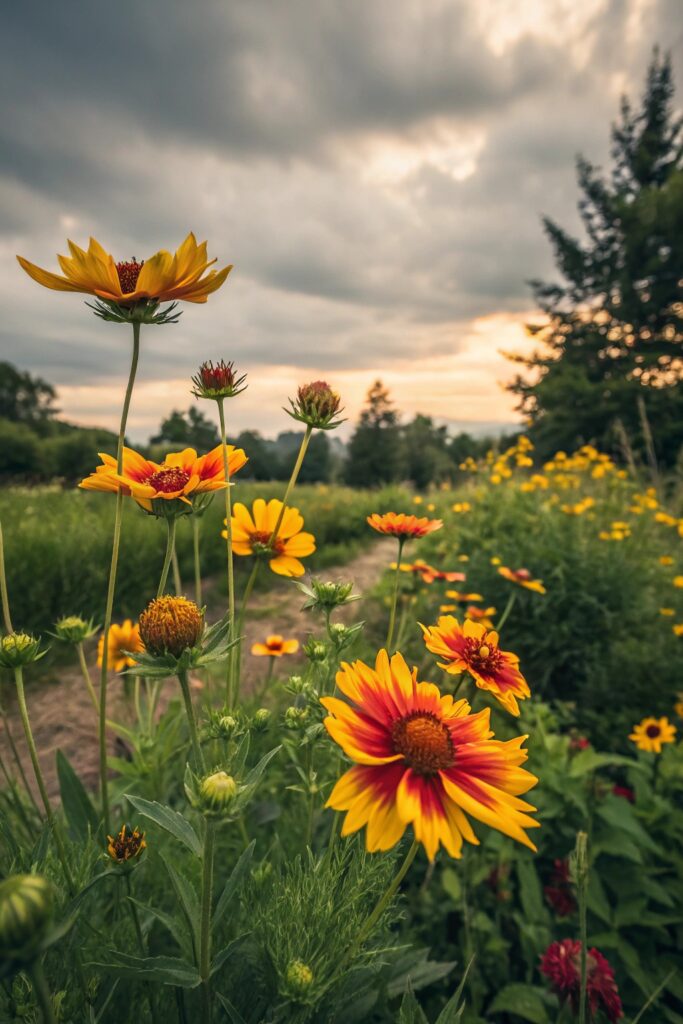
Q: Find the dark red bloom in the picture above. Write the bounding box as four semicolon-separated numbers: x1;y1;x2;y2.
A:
612;784;635;803
540;939;623;1022
544;858;576;917
569;735;591;752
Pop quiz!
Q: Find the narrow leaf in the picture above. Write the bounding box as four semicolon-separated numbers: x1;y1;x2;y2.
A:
214;841;255;929
126;794;202;856
57;750;99;842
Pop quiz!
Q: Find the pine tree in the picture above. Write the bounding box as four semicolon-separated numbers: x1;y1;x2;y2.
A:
344;380;402;486
508;51;683;465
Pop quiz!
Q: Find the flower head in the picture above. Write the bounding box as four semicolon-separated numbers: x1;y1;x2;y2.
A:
421;616;530;716
283;959;315;1001
629;716;676;753
198;770;238;816
445;590;484;603
52;615;99;645
0;633;46;669
322;650;539;861
251;635;299;657
465;605;496;629
287;380;344;430
498;566;546;594
227;498;316;577
191;360;247;400
540;939;623;1022
97;620;143;672
106;824;146;865
367;512;443;540
394;560;466;584
139;597;204;658
0;874;54;962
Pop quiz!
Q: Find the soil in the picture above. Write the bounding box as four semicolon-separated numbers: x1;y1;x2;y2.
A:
0;543;387;802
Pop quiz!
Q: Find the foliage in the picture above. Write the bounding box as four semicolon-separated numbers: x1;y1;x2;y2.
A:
150;406;220;452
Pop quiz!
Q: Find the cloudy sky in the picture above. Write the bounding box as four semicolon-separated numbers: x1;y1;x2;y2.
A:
2;0;682;441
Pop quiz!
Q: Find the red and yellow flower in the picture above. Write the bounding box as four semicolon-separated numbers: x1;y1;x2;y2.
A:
227;499;315;577
251;635;299;657
421;616;530;716
498;566;546;594
445;589;484;603
629;716;676;753
17;233;231;305
97;620;143;673
465;605;497;629
392;560;466;584
322;650;538;861
80;444;247;512
367;513;443;539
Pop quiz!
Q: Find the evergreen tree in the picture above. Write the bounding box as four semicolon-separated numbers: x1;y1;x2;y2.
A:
508;52;683;465
344;380;402;486
151;406;219;450
0;361;57;426
402;414;452;488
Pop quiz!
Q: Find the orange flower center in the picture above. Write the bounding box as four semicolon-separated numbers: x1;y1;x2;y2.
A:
268;640;284;653
463;637;503;674
646;724;661;738
116;259;144;294
250;530;285;555
148;467;191;493
392;712;454;774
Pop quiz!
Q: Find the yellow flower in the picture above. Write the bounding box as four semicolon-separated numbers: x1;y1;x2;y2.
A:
97;620;143;672
675;700;683;717
660;556;674;566
674;624;683;637
368;512;443;539
660;608;675;616
674;577;683;589
629;716;676;754
251;635;299;657
498;566;546;594
228;499;315;577
17;233;232;305
106;824;146;863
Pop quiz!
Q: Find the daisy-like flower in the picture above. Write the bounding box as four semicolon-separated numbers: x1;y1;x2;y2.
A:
445;589;484;603
367;513;443;539
421;616;530;716
106;824;146;864
498;566;546;594
80;444;246;514
540;940;623;1022
465;605;496;629
322;650;539;861
629;716;677;753
392;560;465;584
17;233;231;308
251;635;299;657
97;620;143;672
227;499;316;577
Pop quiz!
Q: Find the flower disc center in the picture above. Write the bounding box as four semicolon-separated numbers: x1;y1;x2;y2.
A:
116;259;144;294
148;467;191;494
464;637;503;675
392;712;454;774
645;724;661;738
250;530;285;555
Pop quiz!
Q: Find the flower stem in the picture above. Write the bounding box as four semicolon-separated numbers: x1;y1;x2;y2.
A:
200;821;216;1022
192;516;202;606
177;669;204;771
172;544;182;596
28;961;57;1024
76;642;99;714
217;399;236;708
385;538;405;653
98;321;141;835
270;424;312;542
0;521;13;633
157;516;177;599
495;591;516;632
233;560;259;706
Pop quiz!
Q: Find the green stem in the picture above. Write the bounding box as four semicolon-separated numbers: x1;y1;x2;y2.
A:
76;642;99;714
217;400;236;709
200;821;216;1021
495;591;516;632
172;544;182;596
98;321;141;834
233;560;260;705
385;538;405;653
257;656;275;702
0;521;13;632
1;704;39;812
28;961;57;1024
157;516;177;599
578;878;588;1024
269;424;312;542
177;669;204;770
192;516;202;606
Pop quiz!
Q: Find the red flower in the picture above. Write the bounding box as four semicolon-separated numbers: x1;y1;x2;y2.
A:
540;939;623;1022
612;784;635;803
569;735;591;752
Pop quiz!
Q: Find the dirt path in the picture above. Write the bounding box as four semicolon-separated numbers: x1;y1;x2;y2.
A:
0;543;387;802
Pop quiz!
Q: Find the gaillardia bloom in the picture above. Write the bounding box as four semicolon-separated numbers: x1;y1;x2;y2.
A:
322;650;538;861
394;560;466;584
97;620;143;672
80;444;247;514
17;233;232;306
227;499;316;577
139;597;204;658
252;635;299;657
367;513;443;539
540;940;623;1022
421;616;530;717
106;824;146;864
629;716;676;753
498;566;546;594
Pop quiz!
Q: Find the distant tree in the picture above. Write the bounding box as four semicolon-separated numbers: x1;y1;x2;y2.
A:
0;419;45;477
235;430;281;480
345;381;402;486
401;415;453;488
0;362;57;426
507;52;683;464
151;406;219;450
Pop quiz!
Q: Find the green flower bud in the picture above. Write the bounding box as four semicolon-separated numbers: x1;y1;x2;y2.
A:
303;639;327;663
199;771;238;815
286;381;344;430
52;615;99;645
252;708;271;732
0;875;53;961
0;633;45;669
284;959;314;999
284;706;309;730
287;675;306;693
219;715;238;736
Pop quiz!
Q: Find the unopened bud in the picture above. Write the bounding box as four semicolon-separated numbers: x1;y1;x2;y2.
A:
287;381;344;430
285;959;314;998
0;633;45;669
199;771;238;814
0;874;53;961
252;708;271;732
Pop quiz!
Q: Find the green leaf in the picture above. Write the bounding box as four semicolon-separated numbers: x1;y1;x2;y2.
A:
57;750;99;842
88;951;201;988
242;745;282;789
398;988;430;1024
126;794;201;856
441;867;462;902
129;898;190;959
568;750;643;777
214;841;255;929
159;850;200;959
210;933;249;977
216;993;248;1024
515;857;547;924
435;955;475;1024
596;797;659;853
487;983;549;1023
586;871;612;925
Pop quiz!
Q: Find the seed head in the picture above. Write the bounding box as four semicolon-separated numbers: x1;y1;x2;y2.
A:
139;596;204;657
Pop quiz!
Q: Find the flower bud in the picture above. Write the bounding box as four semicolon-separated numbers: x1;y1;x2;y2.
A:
199;770;238;814
298;578;357;612
0;633;45;669
251;708;271;732
139;596;204;657
218;714;239;736
106;824;146;866
303;639;327;663
284;706;309;730
191;359;247;400
0;874;53;961
286;381;344;430
52;615;99;645
284;959;314;999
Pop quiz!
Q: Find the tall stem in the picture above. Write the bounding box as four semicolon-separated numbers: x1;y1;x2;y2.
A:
28;962;57;1024
385;538;405;653
199;822;216;1021
192;516;202;606
217;400;236;707
157;516;177;599
77;642;99;714
98;321;141;834
495;591;516;633
172;545;182;596
233;560;259;703
270;424;312;542
177;669;204;770
0;521;13;633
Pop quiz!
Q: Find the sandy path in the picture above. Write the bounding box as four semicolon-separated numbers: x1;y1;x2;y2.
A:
0;543;387;802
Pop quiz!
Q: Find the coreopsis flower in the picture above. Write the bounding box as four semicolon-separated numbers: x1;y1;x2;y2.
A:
283;959;315;1002
80;444;247;516
421;616;530;717
465;605;496;629
540;939;623;1022
498;566;546;594
0;874;54;962
17;233;231;323
394;561;466;584
191;359;247;400
674;624;683;637
322;650;539;861
287;380;344;430
660;607;675;616
445;589;484;603
674;575;683;588
97;620;143;672
367;512;443;539
543;859;576;917
106;824;146;864
629;716;676;753
659;555;674;566
139;597;204;658
251;635;299;657
227;498;316;577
